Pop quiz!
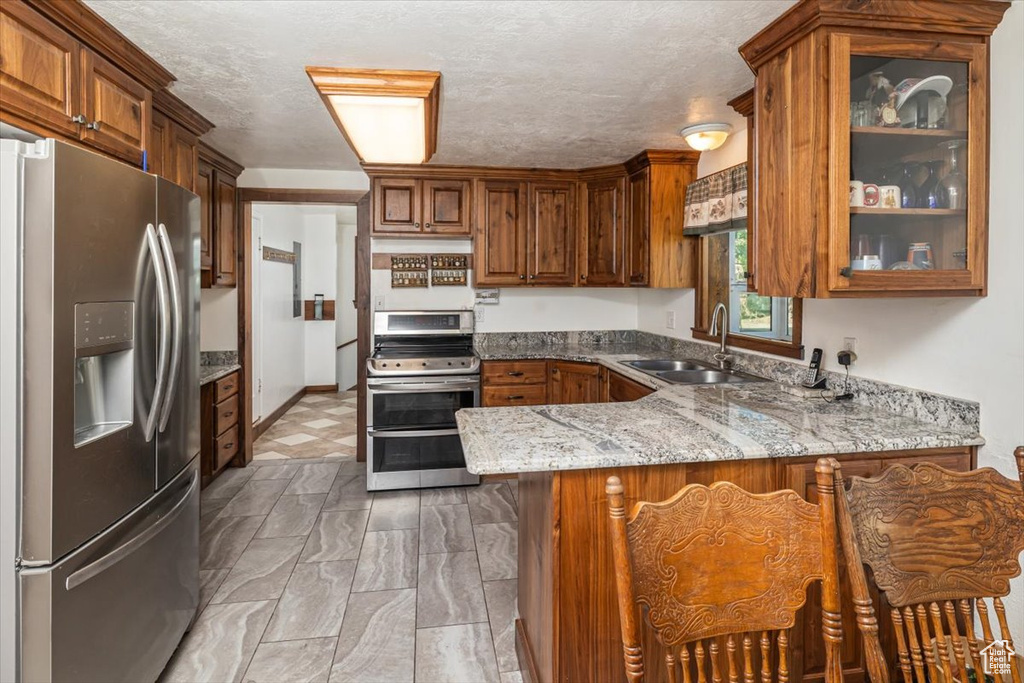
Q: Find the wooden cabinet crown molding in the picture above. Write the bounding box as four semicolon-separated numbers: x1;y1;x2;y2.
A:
23;0;175;91
153;89;214;137
198;141;244;177
727;88;754;118
739;0;1010;71
364;148;702;184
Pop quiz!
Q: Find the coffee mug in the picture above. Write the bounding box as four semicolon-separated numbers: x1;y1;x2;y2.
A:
862;255;883;270
849;180;865;207
879;185;901;209
863;183;880;207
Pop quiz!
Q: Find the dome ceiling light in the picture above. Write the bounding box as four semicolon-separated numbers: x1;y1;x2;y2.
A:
679;123;733;151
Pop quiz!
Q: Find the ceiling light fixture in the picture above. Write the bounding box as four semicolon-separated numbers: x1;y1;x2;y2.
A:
306;67;441;164
679;123;733;151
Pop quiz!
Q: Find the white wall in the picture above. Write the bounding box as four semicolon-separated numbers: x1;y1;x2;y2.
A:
302;211;339;387
199;288;238;351
253;203;306;415
370;238;640;332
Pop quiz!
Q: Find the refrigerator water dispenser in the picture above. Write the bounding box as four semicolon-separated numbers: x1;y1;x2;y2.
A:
74;302;134;448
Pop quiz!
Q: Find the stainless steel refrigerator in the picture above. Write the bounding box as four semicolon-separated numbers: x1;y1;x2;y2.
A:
0;138;201;682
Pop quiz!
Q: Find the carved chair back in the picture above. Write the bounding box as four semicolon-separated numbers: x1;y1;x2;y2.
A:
605;461;845;683
825;447;1024;683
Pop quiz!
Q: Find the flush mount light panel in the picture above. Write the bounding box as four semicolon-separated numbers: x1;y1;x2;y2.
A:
680;123;733;151
306;67;441;164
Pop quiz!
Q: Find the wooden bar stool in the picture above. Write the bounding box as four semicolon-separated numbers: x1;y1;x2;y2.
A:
605;462;845;683
823;447;1024;683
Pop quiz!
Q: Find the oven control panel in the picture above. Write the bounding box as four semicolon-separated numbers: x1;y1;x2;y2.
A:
374;310;474;336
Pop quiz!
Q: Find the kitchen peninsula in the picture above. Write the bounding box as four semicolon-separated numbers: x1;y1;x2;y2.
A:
456;334;983;683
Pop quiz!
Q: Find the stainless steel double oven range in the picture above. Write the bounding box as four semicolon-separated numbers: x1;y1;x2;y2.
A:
366;311;480;491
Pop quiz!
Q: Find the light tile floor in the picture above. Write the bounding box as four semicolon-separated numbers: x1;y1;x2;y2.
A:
162;392;522;683
253;392;359;461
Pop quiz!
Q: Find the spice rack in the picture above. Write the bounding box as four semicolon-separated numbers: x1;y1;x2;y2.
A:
391;254;429;288
430;254;469;286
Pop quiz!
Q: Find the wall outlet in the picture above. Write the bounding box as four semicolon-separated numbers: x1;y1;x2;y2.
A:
842;337;857;356
666;311;676;330
374;295;385;311
474;306;485;324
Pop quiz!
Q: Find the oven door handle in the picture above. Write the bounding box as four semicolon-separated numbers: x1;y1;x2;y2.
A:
366;428;462;438
366;381;479;393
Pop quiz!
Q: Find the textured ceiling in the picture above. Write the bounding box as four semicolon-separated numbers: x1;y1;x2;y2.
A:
85;0;794;171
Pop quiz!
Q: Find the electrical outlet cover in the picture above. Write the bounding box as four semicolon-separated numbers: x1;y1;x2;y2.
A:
666;311;676;329
374;296;385;310
843;337;857;354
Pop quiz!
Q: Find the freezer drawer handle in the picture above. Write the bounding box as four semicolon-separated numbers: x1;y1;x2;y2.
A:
366;428;461;438
157;223;183;431
143;223;172;443
65;471;197;591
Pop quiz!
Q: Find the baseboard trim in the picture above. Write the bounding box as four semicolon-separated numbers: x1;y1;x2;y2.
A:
306;383;339;393
515;618;540;683
253;388;305;440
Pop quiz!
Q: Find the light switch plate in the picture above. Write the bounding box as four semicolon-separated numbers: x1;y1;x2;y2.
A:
666;311;676;330
374;295;385;310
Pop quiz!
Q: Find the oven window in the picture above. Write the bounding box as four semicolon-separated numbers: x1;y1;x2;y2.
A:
372;390;475;430
372;432;466;472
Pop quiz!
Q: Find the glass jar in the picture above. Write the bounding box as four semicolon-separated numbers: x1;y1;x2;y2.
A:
938;140;967;210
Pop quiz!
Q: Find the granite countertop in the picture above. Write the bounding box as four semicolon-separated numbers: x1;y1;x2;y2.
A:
199;364;241;386
457;343;984;475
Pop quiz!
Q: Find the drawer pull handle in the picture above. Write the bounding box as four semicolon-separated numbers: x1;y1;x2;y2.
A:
506;371;524;377
223;442;234;449
223;411;234;418
507;395;524;400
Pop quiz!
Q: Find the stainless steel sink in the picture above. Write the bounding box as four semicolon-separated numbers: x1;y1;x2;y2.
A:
620;359;707;373
620;359;767;385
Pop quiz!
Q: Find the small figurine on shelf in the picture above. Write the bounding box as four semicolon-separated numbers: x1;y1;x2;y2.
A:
866;71;894;106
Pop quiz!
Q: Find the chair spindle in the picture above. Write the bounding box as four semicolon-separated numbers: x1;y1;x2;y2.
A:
942;600;970;683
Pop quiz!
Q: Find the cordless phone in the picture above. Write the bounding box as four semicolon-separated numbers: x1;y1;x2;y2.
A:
801;348;826;389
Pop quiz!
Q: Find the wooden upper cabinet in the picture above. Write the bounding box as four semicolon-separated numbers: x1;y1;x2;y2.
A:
214;172;237;287
527;181;576;285
148;107;170;179
626;167;650;286
422;179;471;235
0;1;80;137
80;48;150;165
580;175;627;286
372;176;420;234
168;123;198;192
474;180;528;286
739;0;1008;298
548;361;602;405
197;159;214;273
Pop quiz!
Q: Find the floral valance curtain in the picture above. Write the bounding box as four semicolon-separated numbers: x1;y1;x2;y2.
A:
683;163;748;236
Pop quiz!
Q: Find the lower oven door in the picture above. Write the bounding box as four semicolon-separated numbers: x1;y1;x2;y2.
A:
366;376;480;491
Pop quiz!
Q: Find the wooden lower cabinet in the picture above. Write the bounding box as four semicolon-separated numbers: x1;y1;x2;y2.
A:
482;360;548;407
515;447;976;683
606;369;654;402
547;360;602;405
201;370;241;485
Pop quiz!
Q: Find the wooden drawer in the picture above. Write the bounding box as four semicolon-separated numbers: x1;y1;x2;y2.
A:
482;360;547;386
214;424;239;470
607;371;655;402
214;393;239;436
214;371;239;402
887;449;973;472
483;384;548;407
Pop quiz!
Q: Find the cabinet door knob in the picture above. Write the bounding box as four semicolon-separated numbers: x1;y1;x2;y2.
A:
86;121;101;131
425;222;431;229
414;222;421;228
529;274;535;280
580;274;587;280
519;274;525;280
71;114;87;124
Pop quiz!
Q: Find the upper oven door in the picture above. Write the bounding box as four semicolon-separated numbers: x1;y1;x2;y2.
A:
367;376;479;431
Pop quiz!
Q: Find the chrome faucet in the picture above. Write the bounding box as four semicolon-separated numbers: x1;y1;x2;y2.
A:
709;302;733;370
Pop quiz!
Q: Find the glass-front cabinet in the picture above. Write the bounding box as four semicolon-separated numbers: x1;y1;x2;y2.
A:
740;0;1007;300
828;35;988;296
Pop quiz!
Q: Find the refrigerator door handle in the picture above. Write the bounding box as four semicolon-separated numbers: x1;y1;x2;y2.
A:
156;223;182;432
64;469;198;591
144;223;171;443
